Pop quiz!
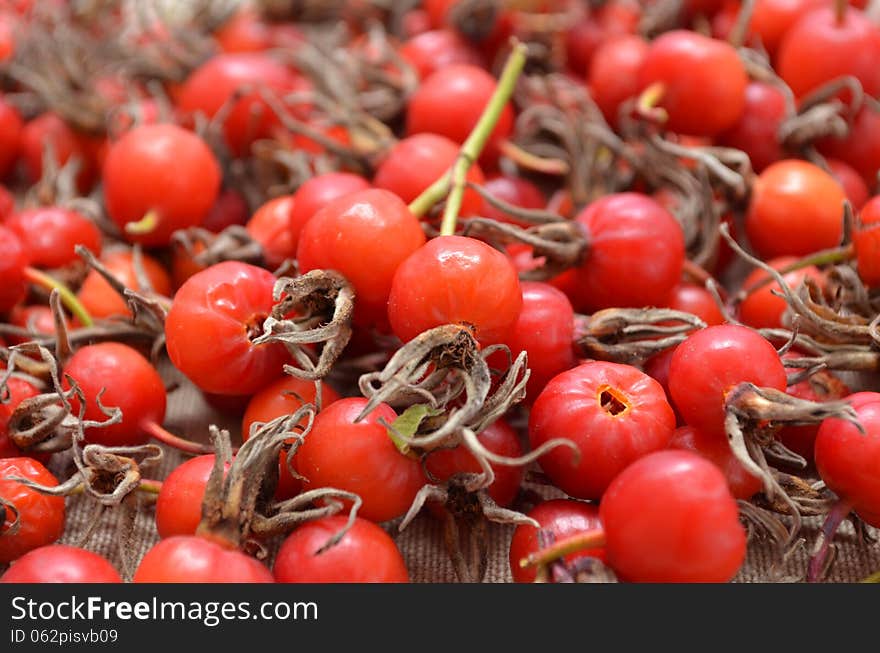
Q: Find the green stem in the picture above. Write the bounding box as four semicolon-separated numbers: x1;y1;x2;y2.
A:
519;528;606;570
23;266;94;327
440;42;527;236
124;210;159;236
407;41;528;226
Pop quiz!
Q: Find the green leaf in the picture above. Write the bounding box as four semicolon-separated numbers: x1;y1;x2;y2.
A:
386;404;443;455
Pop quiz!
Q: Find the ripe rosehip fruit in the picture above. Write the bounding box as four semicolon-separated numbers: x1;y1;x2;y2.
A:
637;30;748;136
778;359;849;462
156;455;229;538
499;281;576;400
665;283;725;327
165;262;288;395
0;457;65;563
133;536;273;582
245;195;296;269
297;189;426;329
103;124;221;247
295;398;425;523
588;34;649;126
777;6;880;100
6;206;102;269
571;193;685;313
20;112;99;192
745;160;846;259
600;450;746;582
529;361;676;499
815;392;880;527
668;325;787;436
274;516;409;583
0;545;121;583
64;342;167;447
509;499;605;583
387;235;522;346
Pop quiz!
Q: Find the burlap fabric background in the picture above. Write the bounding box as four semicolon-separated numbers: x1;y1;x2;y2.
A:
46;364;880;583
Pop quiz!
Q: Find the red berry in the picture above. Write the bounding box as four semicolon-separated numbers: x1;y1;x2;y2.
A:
777;7;880;100
668;325;787;436
295;398;425;523
274;516;409;583
665;283;725;327
289;172;371;250
717;81;787;173
387;235;522;346
855;196;880;287
0;96;23;179
499;281;576;400
571;193;685;313
399;29;484;80
297;189;426;329
103;124;221;246
0;544;121;583
738;257;824;329
156;455;229;538
638;30;748;136
529;361;676;499
600;450;746;582
588;34;649;126
0;224;28;313
242;375;340;500
246;195;296;269
0;457;65;563
745;160;846;259
815;392;880;526
77;250;172;319
133;536;273;582
165;262;288;395
406;64;513;166
6;206;102;269
64;342;167;447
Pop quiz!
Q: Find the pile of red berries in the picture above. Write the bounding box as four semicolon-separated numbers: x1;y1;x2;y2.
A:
1;0;879;584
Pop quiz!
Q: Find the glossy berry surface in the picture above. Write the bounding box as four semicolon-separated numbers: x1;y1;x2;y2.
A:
133;536;273;583
274;516;409;583
103;124;221;247
0;457;65;563
600;450;746;582
529;361;676;499
0;544;121;583
165;262;288;395
388;235;522;346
